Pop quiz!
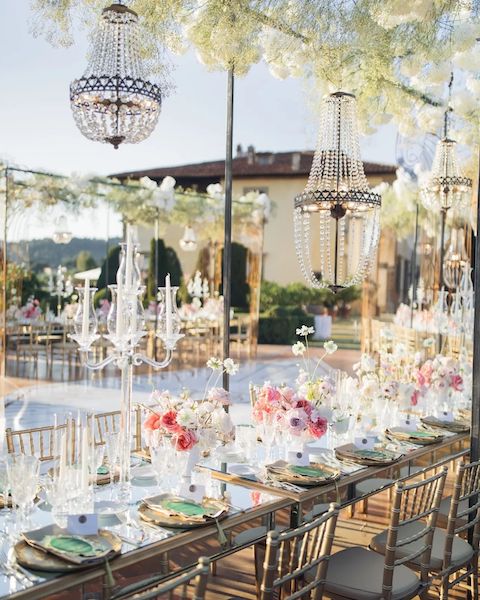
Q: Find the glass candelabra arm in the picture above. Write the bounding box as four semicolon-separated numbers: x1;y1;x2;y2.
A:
69;332;100;352
132;348;174;370
76;350;118;371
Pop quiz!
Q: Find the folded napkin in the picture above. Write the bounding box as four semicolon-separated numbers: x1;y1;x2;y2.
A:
24;532;114;565
143;496;225;522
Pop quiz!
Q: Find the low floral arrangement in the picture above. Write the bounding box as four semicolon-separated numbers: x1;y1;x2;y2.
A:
414;355;463;399
20;297;42;320
142;357;238;452
251;325;338;440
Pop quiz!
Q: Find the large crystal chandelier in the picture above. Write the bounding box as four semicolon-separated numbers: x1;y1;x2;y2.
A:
70;2;161;149
294;92;382;291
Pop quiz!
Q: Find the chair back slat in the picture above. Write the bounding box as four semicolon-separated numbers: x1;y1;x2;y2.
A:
94;408;142;453
261;503;338;600
5;423;72;462
443;460;480;573
382;468;447;600
114;557;209;600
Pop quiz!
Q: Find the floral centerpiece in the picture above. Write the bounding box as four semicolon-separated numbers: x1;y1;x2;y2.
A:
142;357;238;456
18;297;42;321
252;325;338;445
414;355;464;408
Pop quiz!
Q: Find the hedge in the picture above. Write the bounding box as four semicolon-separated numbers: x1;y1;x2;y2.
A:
258;305;314;344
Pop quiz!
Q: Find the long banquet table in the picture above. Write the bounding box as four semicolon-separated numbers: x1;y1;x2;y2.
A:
0;430;469;600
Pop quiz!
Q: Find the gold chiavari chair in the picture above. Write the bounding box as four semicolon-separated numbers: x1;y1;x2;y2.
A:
371;460;480;599
5;423;75;462
260;504;339;600
323;468;447;600
93;408;143;453
113;557;210;600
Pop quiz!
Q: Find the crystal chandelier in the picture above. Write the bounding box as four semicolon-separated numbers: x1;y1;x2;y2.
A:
294;92;382;291
420;138;472;212
52;216;73;245
179;226;198;252
70;2;161;149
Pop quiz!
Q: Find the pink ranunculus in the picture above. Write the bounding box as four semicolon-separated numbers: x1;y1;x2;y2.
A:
144;413;161;430
308;416;328;439
258;385;281;406
279;386;295;404
208;387;231;406
415;370;426;388
161;410;180;433
410;389;420;407
451;374;463;391
173;429;198;451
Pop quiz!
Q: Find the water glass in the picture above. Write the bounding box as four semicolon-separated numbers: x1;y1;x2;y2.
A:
7;454;40;529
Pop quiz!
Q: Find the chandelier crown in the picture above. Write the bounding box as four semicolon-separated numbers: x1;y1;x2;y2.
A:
70;2;161;148
294;92;381;291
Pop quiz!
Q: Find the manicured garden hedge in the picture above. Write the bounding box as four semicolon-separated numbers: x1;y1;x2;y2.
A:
258;305;314;344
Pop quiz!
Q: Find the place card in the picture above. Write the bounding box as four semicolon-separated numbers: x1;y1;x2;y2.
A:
398;416;418;431
287;449;310;466
179;482;205;503
67;514;98;536
437;411;454;422
354;435;376;450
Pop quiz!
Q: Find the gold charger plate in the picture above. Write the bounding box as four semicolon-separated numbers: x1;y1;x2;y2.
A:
335;443;401;466
386;427;444;446
16;529;121;573
138;494;229;530
420;416;470;434
266;461;340;487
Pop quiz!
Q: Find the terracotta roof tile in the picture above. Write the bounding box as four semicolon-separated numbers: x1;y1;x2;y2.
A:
112;151;396;182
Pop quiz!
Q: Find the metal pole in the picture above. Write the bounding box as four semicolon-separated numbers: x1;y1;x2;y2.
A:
439;207;447;291
470;149;480;464
154;211;160;360
410;201;419;328
2;169;8;377
222;67;234;392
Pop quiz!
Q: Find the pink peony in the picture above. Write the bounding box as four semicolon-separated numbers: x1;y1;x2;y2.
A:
161;410;180;433
144;413;161;430
173;429;198;451
294;398;313;416
286;408;308;435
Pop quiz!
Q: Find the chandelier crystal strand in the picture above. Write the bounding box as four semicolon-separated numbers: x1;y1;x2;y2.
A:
70;3;161;148
294;92;381;290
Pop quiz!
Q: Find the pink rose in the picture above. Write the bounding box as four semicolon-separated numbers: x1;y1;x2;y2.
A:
410;389;420;407
451;374;463;391
161;410;180;433
173;429;197;451
144;413;161;430
308;416;328;439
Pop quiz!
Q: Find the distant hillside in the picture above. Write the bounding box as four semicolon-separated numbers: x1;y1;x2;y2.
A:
8;238;121;271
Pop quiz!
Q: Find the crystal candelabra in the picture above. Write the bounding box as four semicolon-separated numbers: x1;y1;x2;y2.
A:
70;225;183;501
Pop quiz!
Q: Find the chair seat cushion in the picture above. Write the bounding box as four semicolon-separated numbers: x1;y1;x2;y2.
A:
233;525;286;547
355;478;394;495
370;521;474;571
303;503;329;522
323;546;420;600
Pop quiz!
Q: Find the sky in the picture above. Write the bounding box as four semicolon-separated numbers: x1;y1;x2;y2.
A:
0;1;398;240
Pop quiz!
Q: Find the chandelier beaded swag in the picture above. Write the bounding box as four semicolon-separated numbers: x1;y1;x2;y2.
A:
70;2;162;149
294;92;382;291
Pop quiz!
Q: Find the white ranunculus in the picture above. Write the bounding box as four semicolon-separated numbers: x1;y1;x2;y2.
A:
197;401;215;416
139;176;158;190
160;175;176;191
214;410;234;434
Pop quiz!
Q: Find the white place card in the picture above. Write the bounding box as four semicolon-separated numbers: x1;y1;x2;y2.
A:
399;416;418;431
354;436;376;450
67;514;98;536
437;411;454;422
179;483;205;503
287;449;310;466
